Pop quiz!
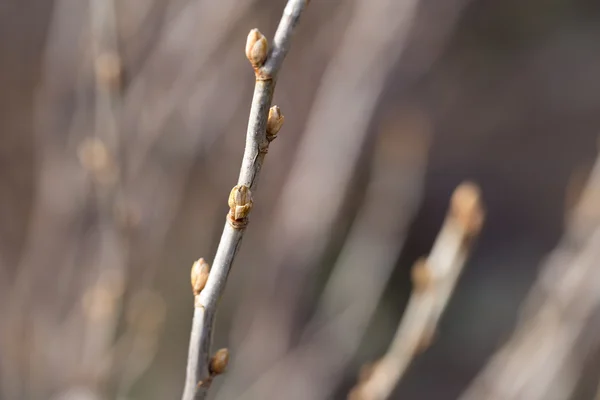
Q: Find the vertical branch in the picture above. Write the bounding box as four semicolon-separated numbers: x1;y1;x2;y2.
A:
181;2;308;400
350;182;485;400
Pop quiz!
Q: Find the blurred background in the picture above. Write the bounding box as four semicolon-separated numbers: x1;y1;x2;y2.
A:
2;0;600;399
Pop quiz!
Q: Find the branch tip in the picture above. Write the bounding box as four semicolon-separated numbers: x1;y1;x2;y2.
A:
451;181;484;235
191;258;210;296
245;29;268;69
266;105;285;140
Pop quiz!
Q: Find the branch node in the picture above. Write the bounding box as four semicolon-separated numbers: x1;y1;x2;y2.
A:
194;298;205;309
451;181;484;236
196;379;212;389
255;72;274;81
258;145;269;155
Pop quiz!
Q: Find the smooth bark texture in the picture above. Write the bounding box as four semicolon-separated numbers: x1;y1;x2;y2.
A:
181;2;308;399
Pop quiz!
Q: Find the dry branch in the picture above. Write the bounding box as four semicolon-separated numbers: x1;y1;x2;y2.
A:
181;2;308;400
350;182;485;400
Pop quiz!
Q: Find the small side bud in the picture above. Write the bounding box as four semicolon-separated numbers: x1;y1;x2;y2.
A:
451;181;484;236
209;348;229;375
228;185;253;221
411;257;432;293
266;105;285;140
191;258;210;296
245;29;268;68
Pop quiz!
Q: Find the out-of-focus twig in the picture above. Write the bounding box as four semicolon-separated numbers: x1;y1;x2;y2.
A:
77;0;126;380
460;150;600;400
181;2;307;399
350;182;485;400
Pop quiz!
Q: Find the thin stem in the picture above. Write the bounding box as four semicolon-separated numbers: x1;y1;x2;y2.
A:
350;182;484;400
460;152;600;400
181;2;308;400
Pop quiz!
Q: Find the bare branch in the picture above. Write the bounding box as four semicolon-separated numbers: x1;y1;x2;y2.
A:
350;182;485;400
181;2;308;400
460;152;600;400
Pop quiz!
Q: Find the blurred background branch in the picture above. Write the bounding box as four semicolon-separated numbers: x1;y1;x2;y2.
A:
460;147;600;400
351;182;484;400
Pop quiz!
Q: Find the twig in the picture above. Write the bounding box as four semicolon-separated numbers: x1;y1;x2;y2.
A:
181;2;308;400
460;151;600;400
350;182;485;400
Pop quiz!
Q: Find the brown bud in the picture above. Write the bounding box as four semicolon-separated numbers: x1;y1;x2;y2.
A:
228;185;253;221
191;258;210;296
266;105;285;140
209;348;229;375
450;181;484;235
411;257;432;293
245;29;268;68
